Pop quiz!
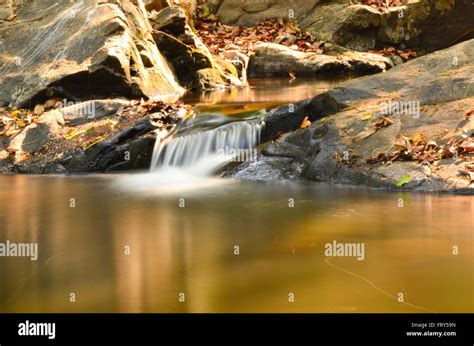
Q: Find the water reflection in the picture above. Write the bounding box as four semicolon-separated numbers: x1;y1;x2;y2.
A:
183;77;351;109
0;176;472;312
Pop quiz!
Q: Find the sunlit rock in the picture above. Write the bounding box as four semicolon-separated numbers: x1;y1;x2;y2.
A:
0;0;184;108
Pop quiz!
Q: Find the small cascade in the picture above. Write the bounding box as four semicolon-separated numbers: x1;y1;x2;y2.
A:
150;119;264;176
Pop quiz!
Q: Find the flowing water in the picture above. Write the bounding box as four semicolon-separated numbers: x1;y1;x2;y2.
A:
0;78;473;313
150;118;264;175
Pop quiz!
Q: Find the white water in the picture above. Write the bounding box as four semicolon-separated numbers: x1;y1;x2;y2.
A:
113;119;264;195
150;119;264;176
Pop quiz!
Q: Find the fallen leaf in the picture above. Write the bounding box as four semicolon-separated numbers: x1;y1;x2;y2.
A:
289;71;296;82
272;131;284;141
374;116;393;129
300;116;311;129
362;114;373;121
396;175;412;187
6;13;17;21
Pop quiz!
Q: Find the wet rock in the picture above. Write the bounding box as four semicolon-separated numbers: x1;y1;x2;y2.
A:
0;0;184;108
249;43;392;77
224;40;474;192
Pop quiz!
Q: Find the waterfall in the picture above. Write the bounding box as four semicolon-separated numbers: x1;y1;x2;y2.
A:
150;119;264;176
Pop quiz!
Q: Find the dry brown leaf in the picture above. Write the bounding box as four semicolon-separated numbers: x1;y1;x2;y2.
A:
374;116;393;129
300;116;311;129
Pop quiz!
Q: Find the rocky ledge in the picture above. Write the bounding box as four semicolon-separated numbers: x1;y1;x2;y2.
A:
222;40;474;193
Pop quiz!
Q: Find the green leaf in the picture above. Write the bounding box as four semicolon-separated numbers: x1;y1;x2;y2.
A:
201;5;210;17
396;175;412;187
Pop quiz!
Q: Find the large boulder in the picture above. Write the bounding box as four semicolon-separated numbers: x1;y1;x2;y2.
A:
300;4;382;51
376;0;474;52
211;0;473;52
213;0;321;27
223;39;474;192
0;0;184;108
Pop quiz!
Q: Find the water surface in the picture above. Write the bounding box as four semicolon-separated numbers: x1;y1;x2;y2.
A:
0;175;472;312
0;77;472;313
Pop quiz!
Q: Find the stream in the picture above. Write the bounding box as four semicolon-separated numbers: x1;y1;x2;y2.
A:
0;78;472;312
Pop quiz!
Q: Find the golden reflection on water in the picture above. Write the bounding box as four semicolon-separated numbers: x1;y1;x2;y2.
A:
0;176;472;312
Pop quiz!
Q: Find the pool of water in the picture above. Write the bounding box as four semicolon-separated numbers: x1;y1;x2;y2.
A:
0;175;472;313
0;77;472;313
183;77;351;114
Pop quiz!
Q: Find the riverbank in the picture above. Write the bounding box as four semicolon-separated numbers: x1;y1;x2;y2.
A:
0;0;472;192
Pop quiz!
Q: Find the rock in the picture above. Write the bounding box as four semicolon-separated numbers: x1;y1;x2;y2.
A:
103;136;156;172
223;39;474;192
212;0;473;53
214;0;321;27
145;0;197;18
144;0;171;12
150;6;244;90
148;5;187;36
300;4;382;51
248;42;392;77
0;0;184;108
59;99;131;126
221;50;249;85
377;0;474;52
7;111;64;153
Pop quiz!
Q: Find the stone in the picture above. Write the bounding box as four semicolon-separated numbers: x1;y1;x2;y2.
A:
300;4;382;51
212;0;473;52
214;0;321;27
377;0;474;52
248;42;392;77
59;99;131;126
7;111;64;153
150;6;244;90
0;0;184;108
223;39;474;192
